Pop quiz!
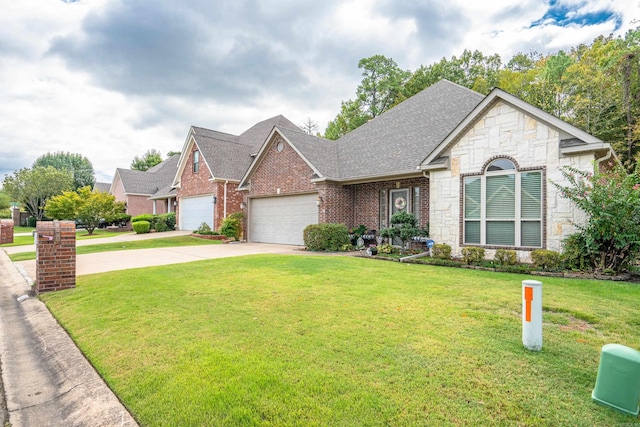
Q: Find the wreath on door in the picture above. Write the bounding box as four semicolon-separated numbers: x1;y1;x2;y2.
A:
394;196;407;210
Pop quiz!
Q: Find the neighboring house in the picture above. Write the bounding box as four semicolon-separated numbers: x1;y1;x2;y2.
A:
238;80;614;260
93;182;111;193
171;115;300;231
110;154;180;218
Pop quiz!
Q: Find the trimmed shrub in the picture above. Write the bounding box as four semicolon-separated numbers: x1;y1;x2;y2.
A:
462;247;485;265
378;243;395;254
495;249;517;266
531;249;561;271
162;212;176;230
132;214;154;223
154;221;169;232
132;220;151;234
432;243;452;260
303;223;350;251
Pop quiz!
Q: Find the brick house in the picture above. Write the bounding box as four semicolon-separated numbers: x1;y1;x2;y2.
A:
237;80;614;260
171;115;300;231
110;154;179;218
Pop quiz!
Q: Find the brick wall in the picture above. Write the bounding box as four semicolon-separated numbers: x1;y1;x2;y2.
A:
36;221;76;293
0;219;14;244
126;195;154;217
248;134;318;197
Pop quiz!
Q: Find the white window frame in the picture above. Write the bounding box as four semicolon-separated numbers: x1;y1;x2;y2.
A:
463;160;542;248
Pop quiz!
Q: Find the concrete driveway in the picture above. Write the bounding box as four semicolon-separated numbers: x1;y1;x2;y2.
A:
0;231;308;426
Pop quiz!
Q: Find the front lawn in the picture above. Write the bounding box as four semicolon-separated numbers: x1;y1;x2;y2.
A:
8;235;221;261
42;256;639;426
1;229;125;248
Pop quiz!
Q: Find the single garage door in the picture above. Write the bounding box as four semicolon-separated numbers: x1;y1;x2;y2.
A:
180;195;214;230
250;194;318;245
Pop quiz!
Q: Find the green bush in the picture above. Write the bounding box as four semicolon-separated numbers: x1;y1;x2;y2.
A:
303;223;350;251
220;212;244;241
432;243;452;259
461;247;485;265
561;232;593;271
154;221;169;232
378;243;395;254
531;249;561;271
132;214;154;223
162;212;176;230
132;220;151;234
494;249;517;266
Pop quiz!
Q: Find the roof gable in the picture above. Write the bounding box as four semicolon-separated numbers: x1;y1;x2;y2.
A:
420;87;610;169
114;154;179;196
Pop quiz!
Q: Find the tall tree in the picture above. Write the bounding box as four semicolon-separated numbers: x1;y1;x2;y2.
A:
324;100;369;140
357;55;410;118
46;186;126;235
33;151;95;190
2;166;74;220
0;190;11;211
131;149;163;171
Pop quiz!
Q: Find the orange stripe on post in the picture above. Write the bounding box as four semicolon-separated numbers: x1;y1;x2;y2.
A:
524;286;533;322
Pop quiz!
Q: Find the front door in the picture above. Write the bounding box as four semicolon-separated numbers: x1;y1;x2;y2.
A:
389;188;409;245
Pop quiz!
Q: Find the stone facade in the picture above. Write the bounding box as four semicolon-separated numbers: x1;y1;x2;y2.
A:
429;101;594;261
0;219;14;244
35;221;76;293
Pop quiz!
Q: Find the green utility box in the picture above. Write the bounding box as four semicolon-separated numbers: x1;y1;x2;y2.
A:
591;343;640;416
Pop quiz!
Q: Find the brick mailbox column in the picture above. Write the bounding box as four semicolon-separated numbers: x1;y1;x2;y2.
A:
0;219;13;244
36;221;76;293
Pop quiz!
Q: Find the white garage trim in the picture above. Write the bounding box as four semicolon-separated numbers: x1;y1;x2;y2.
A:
249;194;318;245
179;195;215;231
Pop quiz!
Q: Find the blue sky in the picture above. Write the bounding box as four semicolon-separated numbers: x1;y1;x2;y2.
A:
0;0;636;183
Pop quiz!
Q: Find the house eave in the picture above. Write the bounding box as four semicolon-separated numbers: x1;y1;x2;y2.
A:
314;171;424;186
560;142;612;156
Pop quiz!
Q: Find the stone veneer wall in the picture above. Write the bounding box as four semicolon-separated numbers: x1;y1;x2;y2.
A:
36;221;76;293
429;101;593;262
0;219;14;244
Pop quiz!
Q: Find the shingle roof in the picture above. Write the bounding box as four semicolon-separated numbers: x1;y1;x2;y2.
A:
193;115;300;180
93;182;111;193
267;80;484;182
117;154;179;196
332;80;484;180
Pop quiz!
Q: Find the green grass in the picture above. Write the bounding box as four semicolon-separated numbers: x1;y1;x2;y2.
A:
1;229;125;248
7;236;220;261
14;226;34;234
42;256;640;426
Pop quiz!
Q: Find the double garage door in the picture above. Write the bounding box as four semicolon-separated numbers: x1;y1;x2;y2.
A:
249;194;318;245
179;195;214;231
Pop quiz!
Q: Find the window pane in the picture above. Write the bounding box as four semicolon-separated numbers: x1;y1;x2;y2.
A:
521;221;541;247
521;172;541;219
486;174;515;219
379;190;387;230
465;221;480;244
487;159;516;171
464;177;481;219
487;221;515;246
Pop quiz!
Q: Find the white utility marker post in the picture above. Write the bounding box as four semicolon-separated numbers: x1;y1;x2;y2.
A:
522;280;542;351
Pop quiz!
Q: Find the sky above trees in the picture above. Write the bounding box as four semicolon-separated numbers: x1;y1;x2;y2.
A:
0;0;637;182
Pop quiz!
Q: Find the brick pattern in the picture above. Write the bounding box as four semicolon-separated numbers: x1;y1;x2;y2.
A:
36;221;76;293
177;146;245;230
0;219;14;244
248;135;318;197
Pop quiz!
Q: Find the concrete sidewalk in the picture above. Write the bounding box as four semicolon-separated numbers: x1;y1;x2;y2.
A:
0;249;138;426
4;229;194;254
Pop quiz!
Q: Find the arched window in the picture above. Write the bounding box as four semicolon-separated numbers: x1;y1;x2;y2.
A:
463;158;542;247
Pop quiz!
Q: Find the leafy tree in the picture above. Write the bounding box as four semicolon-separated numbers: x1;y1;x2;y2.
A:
131;149;163;171
0;190;11;210
166;150;181;157
356;55;410;118
552;164;640;274
33;151;95;190
324;100;370;140
2;166;74;220
45;186;126;235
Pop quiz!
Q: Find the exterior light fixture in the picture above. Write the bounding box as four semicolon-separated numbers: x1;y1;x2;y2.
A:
316;196;322;206
240;202;246;209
